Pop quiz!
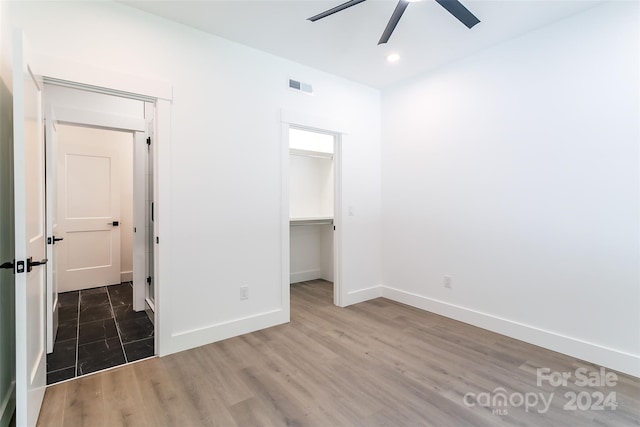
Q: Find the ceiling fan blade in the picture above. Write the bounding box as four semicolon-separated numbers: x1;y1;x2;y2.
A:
308;0;368;22
434;0;480;29
378;0;410;45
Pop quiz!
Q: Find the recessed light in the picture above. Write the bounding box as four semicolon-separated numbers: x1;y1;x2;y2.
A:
387;53;400;63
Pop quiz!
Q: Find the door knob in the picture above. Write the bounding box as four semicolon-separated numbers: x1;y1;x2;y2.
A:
108;221;119;226
26;257;48;273
47;236;64;245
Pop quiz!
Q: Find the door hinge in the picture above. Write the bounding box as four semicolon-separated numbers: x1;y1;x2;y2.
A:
146;137;151;146
146;276;152;284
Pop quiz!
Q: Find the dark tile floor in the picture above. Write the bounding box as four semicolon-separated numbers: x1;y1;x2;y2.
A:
46;282;155;385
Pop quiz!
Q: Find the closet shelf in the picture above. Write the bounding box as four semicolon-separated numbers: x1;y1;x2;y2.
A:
290;217;334;226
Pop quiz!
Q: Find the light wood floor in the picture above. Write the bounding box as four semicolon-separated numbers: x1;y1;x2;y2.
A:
37;280;640;426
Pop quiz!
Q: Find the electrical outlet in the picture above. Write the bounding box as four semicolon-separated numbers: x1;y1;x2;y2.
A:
444;276;452;289
240;285;249;300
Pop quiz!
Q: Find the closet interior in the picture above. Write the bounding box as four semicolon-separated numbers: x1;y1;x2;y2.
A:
289;128;335;292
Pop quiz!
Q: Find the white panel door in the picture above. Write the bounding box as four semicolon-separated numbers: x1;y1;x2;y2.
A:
13;31;47;427
58;127;121;292
45;109;60;354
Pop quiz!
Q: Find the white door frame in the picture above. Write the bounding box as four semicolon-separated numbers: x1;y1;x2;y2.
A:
280;109;346;308
33;52;173;358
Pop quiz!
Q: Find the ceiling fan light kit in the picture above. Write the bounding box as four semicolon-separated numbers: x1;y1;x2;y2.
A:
308;0;480;45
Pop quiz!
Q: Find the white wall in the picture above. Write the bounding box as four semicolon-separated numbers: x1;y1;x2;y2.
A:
289;154;333;219
319;224;334;282
290;226;321;283
381;2;640;376
290;225;328;283
290;224;333;284
119;130;133;282
44;85;145;120
0;0;16;424
9;0;382;355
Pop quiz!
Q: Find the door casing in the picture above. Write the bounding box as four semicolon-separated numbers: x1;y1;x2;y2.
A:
35;58;171;360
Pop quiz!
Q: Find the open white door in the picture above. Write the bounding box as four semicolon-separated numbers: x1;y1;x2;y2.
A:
13;31;47;427
133;107;156;314
132;131;146;312
45;107;60;354
145;116;156;312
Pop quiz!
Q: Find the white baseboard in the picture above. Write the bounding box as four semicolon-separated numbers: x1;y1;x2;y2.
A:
156;284;639;378
163;309;289;356
120;271;133;282
343;285;382;306
290;269;321;284
0;381;15;427
381;286;640;378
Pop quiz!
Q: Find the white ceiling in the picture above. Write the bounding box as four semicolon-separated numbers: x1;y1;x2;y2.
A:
120;0;604;88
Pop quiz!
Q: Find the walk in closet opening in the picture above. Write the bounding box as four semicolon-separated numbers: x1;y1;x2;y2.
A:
288;127;338;301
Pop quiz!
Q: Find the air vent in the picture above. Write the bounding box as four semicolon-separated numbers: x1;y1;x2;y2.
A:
289;78;313;95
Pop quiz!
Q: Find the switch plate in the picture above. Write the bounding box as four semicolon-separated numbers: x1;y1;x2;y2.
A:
240;286;249;300
444;276;452;289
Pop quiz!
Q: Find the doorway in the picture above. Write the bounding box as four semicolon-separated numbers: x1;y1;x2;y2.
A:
43;85;156;384
10;40;170;424
287;125;342;305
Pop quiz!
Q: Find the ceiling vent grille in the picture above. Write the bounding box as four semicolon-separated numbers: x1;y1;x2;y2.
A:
289;79;313;95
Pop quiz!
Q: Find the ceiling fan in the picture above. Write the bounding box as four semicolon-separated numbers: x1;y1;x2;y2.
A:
308;0;480;45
